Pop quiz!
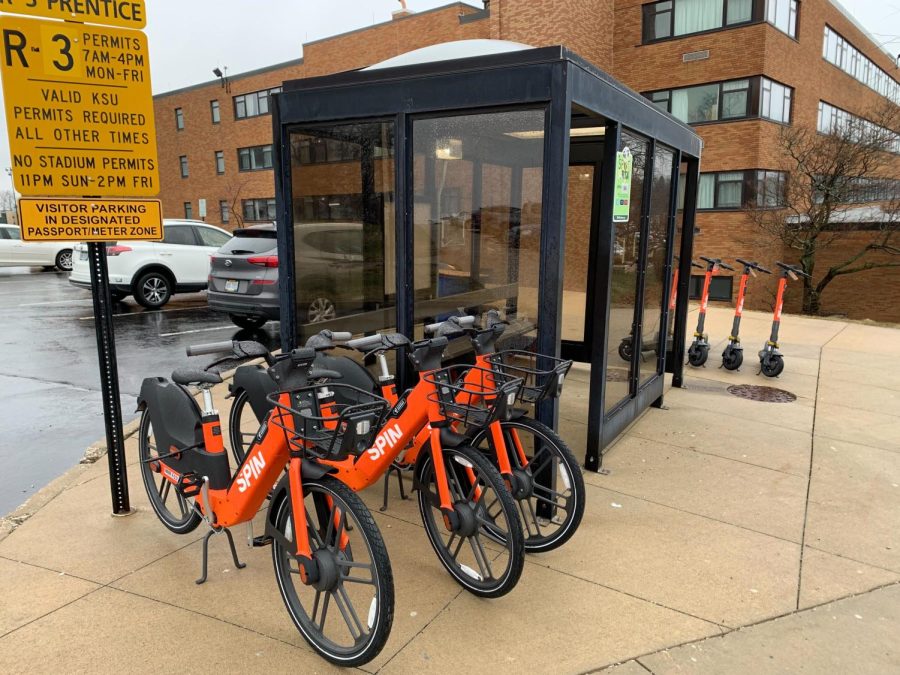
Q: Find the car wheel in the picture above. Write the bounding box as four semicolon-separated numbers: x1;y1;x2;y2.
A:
229;314;267;330
135;271;172;308
55;249;74;272
304;294;337;324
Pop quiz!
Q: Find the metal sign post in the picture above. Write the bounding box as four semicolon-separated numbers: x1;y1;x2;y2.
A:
87;241;130;514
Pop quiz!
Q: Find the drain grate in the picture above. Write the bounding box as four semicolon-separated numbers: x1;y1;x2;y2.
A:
727;384;797;403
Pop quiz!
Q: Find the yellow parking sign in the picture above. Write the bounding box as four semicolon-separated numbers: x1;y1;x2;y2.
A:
0;15;158;196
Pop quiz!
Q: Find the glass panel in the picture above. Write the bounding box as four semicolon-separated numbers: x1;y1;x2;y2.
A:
726;0;752;23
671;83;719;123
674;0;723;36
412;110;545;355
640;146;674;385
563;165;594;342
290;122;396;344
606;131;648;413
697;173;714;208
716;172;744;207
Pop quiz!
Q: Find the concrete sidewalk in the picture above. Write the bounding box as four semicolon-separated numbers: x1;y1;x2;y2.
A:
1;307;898;673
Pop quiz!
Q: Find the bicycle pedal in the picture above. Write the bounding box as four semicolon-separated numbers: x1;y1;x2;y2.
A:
252;535;273;548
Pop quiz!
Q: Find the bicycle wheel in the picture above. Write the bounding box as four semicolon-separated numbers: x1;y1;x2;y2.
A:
227;388;259;465
470;417;586;553
137;411;202;534
271;475;393;667
417;444;524;598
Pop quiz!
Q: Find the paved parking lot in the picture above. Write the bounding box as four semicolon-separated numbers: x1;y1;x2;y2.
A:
0;267;279;515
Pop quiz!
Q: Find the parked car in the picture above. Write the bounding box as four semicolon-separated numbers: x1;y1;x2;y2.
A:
0;225;76;271
208;222;374;329
69;219;231;308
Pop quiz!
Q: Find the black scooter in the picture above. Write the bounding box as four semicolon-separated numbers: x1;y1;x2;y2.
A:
687;256;734;367
758;261;809;377
721;259;771;371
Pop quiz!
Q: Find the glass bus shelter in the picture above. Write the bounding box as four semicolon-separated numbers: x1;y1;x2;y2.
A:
271;43;702;470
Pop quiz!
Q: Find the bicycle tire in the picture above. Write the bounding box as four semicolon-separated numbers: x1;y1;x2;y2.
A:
271;475;394;667
228;388;257;465
417;444;524;598
469;417;586;553
137;411;202;534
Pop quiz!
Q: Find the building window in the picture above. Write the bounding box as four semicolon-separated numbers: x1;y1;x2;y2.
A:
692;169;787;209
813;176;900;204
242;198;276;222
760;77;791;123
210;100;220;124
184;202;192;219
237;144;274;171
233;87;281;120
215;150;225;175
179;155;189;178
642;0;798;42
645;76;791;125
292;137;382;164
756;170;787;207
219;200;230;224
175;107;184;130
823;26;900;104
817;101;900;154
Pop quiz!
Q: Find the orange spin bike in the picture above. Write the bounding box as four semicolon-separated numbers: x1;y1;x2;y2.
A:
137;339;394;667
230;329;527;597
418;312;586;553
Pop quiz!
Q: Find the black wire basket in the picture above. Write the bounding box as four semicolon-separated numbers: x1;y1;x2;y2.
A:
424;365;523;429
266;384;389;461
485;350;574;404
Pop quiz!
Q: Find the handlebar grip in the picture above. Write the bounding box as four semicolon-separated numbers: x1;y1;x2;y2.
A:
330;332;352;342
186;340;234;357
424;315;477;335
346;334;385;350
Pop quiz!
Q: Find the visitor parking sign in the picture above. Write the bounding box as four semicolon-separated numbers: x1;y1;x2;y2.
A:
17;197;162;241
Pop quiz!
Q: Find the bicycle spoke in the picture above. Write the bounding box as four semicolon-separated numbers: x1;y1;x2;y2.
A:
524;499;543;538
175;492;189;517
532;483;569;502
157;476;169;501
317;592;331;632
532;493;570;511
476;513;507;537
330;510;347;550
333;584;365;640
469;534;493;580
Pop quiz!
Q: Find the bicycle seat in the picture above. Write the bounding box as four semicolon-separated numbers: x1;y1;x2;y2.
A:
171;368;223;386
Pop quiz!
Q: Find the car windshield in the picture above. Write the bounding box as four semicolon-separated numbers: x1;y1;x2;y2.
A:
220;233;276;255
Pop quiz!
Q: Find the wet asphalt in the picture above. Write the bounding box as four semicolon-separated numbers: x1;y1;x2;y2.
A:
1;267;280;516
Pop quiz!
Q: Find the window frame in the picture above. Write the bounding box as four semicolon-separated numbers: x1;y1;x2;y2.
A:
822;25;900;104
641;0;798;43
219;200;230;224
214;150;225;175
690;168;788;210
233;86;282;120
181;204;193;221
644;75;791;126
241;198;277;222
174;107;184;131
237;144;274;172
210;100;220;124
179;155;189;178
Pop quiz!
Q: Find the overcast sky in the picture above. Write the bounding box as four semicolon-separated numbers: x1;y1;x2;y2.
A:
0;0;898;191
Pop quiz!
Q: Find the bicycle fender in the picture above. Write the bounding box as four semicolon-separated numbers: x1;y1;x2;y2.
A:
233;365;277;422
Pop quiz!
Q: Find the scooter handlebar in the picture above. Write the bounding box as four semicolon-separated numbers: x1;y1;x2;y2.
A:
735;258;772;274
718;261;735;271
775;261;810;278
690;261;704;269
186;340;236;357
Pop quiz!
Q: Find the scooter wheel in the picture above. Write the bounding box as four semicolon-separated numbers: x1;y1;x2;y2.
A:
722;347;743;371
618;340;633;361
760;354;784;378
688;344;709;367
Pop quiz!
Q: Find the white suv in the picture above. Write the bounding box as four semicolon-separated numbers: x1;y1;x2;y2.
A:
69;219;232;308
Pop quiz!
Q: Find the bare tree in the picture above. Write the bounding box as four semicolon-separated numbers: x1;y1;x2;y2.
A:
0;189;15;212
224;177;251;229
748;101;900;314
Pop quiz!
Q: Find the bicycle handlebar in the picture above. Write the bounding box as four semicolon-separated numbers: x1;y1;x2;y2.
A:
424;315;477;335
304;330;353;351
186;340;236;357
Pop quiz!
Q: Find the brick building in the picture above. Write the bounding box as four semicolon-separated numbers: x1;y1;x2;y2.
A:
153;0;900;320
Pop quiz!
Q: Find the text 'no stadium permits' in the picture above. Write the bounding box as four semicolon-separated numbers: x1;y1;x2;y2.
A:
0;15;158;196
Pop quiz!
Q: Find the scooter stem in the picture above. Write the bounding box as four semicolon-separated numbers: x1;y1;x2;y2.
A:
730;272;749;341
769;277;787;345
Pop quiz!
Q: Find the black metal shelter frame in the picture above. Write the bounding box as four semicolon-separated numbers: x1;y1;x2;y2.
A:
272;46;702;470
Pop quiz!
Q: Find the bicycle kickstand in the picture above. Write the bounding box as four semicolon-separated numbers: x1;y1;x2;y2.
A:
196;527;247;585
380;462;409;512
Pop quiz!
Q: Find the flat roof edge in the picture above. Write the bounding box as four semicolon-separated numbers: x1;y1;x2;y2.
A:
154;57;305;99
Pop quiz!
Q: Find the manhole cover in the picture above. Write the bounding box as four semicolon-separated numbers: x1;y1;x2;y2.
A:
727;384;796;403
